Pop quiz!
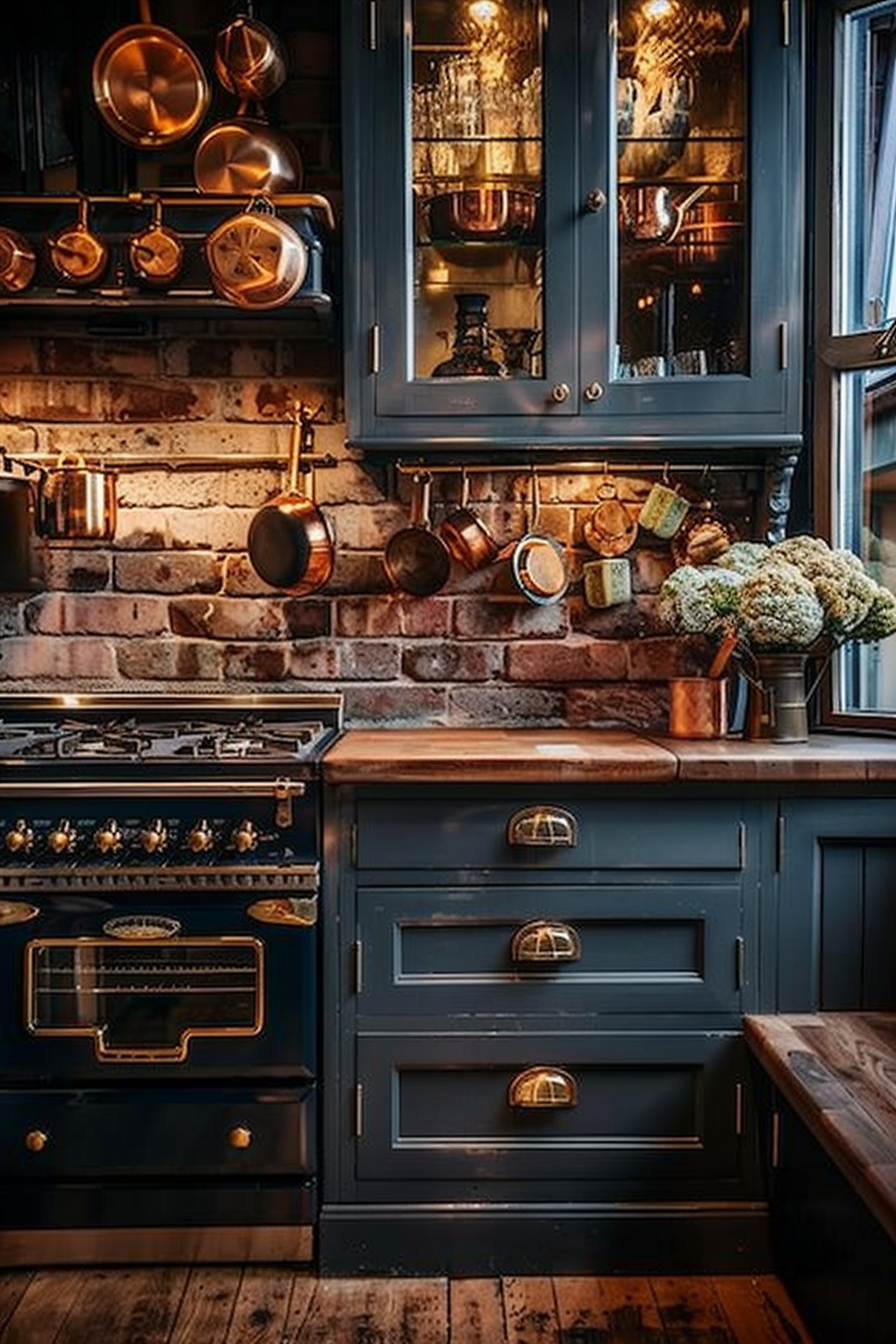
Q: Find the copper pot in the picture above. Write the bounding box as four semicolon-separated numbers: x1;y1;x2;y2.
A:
0;227;37;294
47;196;108;288
92;0;211;149
439;470;499;571
38;453;117;542
427;187;540;242
214;10;287;101
204;199;308;309
128;197;184;288
247;405;333;594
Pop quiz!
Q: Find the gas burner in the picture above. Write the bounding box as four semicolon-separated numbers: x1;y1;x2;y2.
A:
0;694;343;769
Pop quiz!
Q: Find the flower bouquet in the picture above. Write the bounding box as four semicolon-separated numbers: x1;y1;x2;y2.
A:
658;535;896;739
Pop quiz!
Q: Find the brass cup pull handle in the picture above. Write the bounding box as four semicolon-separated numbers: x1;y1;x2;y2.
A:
507;806;578;848
228;1126;252;1149
25;1130;48;1153
511;920;581;963
508;1067;578;1109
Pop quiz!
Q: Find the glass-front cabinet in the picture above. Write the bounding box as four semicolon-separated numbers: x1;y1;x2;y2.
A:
342;0;804;448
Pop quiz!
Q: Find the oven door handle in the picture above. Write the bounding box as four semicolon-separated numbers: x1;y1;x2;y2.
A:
0;778;307;799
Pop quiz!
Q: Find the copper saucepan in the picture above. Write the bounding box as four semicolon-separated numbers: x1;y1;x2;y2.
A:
384;472;452;597
439;468;499;571
128;196;184;288
247;404;334;595
0;228;37;294
37;453;117;542
214;6;288;102
46;195;108;288
205;198;308;309
92;0;211;148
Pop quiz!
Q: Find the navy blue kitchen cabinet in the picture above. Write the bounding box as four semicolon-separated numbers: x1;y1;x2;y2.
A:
319;785;773;1275
775;797;896;1013
341;0;804;450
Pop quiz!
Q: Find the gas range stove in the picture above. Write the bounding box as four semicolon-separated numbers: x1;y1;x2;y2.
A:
0;692;343;778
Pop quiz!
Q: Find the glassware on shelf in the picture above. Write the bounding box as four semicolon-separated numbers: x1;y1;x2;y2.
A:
432;292;507;377
493;326;540;377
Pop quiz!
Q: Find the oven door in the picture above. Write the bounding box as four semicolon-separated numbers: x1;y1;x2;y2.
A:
0;891;316;1082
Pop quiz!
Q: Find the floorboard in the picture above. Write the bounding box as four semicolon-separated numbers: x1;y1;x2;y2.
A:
0;1272;816;1344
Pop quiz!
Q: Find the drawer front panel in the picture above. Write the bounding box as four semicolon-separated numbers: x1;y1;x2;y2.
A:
0;1086;315;1177
355;1033;744;1185
356;797;744;872
357;884;742;1015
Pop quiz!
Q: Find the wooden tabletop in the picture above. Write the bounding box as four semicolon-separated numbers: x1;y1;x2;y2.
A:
744;1012;896;1246
323;728;896;784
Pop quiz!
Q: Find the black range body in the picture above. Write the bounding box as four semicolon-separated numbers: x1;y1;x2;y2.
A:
0;691;342;1267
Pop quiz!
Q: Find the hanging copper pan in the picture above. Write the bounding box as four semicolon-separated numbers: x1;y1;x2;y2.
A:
193;101;303;196
128;196;184;288
214;6;287;102
92;0;211;149
247;404;333;594
205;198;308;309
46;196;109;288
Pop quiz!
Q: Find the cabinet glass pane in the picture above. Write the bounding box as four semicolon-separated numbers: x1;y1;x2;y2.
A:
615;0;748;378
411;0;544;380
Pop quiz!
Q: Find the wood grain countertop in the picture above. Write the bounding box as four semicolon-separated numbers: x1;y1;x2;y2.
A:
322;728;896;784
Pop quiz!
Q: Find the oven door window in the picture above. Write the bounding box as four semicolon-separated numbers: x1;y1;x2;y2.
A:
26;936;263;1062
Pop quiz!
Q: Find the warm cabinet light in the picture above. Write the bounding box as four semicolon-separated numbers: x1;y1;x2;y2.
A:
469;0;500;23
643;0;673;16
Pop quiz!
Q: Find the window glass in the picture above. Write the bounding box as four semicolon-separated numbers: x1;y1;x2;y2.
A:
820;0;896;721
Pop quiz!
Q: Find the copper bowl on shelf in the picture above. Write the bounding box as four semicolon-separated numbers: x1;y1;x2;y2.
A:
426;187;541;242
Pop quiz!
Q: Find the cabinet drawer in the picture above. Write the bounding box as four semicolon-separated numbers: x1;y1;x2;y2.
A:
357;883;743;1016
355;797;745;872
0;1086;315;1177
355;1032;746;1191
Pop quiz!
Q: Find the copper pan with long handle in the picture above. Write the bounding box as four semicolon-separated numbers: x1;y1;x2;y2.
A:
247;404;334;595
92;0;211;149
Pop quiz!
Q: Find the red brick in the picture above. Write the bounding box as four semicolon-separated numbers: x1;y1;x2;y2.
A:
566;683;668;732
342;684;448;724
336;596;451;638
506;637;627;683
402;642;504;682
117;640;224;682
448;686;566;724
452;596;568;639
169;597;286;640
114;553;224;594
0;637;116;680
25;593;170;637
339;642;401;680
626;635;712;680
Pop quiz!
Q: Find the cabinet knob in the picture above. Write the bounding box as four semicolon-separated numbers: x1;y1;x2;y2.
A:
582;381;603;402
507;806;578;848
549;382;570;403
24;1129;48;1153
508;1067;578;1109
584;189;606;212
511;920;582;963
228;1126;252;1149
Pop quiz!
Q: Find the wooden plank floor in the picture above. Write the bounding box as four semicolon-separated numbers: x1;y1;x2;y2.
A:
0;1269;817;1343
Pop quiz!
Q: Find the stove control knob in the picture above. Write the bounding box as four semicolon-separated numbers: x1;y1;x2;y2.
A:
25;1130;48;1153
229;1126;252;1149
5;820;34;854
231;820;258;854
94;820;123;855
139;820;168;855
47;821;76;855
186;820;214;853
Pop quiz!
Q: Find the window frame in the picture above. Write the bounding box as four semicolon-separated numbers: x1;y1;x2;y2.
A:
814;0;896;732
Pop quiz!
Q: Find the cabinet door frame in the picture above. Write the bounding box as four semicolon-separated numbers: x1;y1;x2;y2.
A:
341;0;805;448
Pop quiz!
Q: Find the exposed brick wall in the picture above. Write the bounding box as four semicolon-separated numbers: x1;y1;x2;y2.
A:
0;6;758;731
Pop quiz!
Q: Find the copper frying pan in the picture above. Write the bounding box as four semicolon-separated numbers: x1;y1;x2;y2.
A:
92;0;211;148
247;404;334;594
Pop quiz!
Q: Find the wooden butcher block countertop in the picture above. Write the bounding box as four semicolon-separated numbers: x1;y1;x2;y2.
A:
323;728;896;784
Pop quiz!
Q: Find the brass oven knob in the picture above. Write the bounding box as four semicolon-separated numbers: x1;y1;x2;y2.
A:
228;1126;252;1149
4;820;34;854
139;820;168;855
94;819;123;855
47;820;76;855
186;820;214;853
25;1129;48;1152
231;820;258;854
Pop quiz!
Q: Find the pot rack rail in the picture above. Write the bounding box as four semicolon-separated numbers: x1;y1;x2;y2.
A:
0;192;335;230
